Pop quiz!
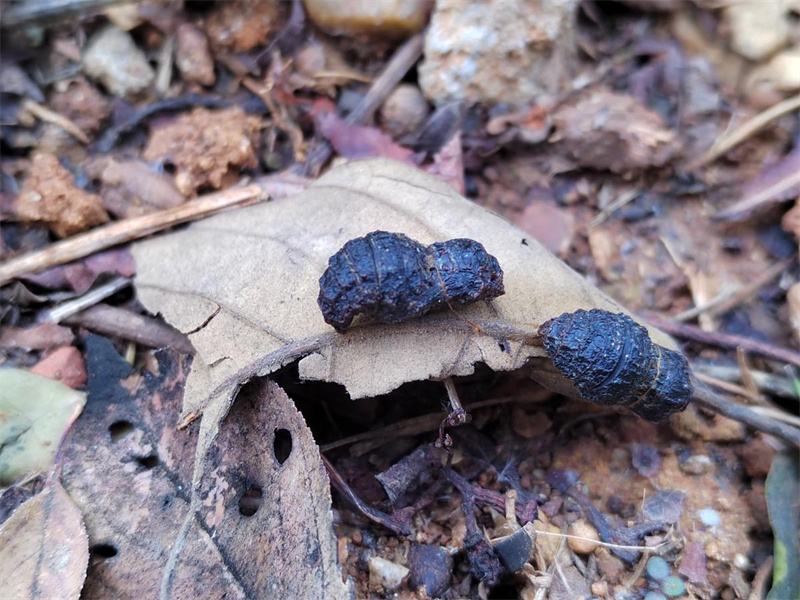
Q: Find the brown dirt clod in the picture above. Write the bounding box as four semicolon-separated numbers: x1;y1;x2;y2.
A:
15;154;109;238
142;107;261;195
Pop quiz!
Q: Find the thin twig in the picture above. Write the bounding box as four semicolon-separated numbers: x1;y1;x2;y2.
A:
21;98;90;144
692;378;800;446
693;363;798;400
42;276;131;323
312;70;372;83
693;372;765;403
0;181;276;286
688;93;800;169
301;32;424;176
717;166;800;221
646;314;800;369
749;405;800;429
321;454;409;535
588;189;640;228
673;258;793;322
63;304;195;354
747;556;774;600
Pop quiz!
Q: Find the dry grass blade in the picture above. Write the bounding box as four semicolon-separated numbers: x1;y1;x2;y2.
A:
688;93;800;169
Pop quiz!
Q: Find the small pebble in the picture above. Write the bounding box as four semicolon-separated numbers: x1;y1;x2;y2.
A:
407;543;453;597
175;23;215;86
644;592;668;600
367;556;409;592
645;556;670;581
567;519;600;554
82;25;154;99
680;454;712;475
697;508;721;527
304;0;431;38
662;575;686;597
380;84;430;139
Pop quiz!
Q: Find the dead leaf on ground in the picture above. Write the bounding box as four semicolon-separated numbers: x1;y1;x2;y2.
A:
86;157;186;218
423;131;464;194
315;112;419;164
551;88;679;174
718;147;800;221
164;378;352;599
0;479;89;600
133;157;677;427
0;369;86;484
20;247;135;293
132;159;680;563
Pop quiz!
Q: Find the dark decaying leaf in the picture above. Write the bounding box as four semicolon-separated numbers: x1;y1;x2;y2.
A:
678;539;709;586
65;339;348;598
165;378;353;599
62;348;200;599
0;479;89;600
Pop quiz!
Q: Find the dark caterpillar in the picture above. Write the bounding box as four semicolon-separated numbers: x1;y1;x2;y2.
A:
318;231;505;332
538;309;692;422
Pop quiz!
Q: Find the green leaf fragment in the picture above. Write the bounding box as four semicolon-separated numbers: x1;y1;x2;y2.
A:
766;450;800;600
0;369;86;484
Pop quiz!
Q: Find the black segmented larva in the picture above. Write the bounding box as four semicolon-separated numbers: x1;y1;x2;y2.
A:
318;231;505;332
538;309;692;422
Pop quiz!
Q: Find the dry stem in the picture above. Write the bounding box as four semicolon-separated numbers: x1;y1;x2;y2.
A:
688;93;800;169
0;182;270;286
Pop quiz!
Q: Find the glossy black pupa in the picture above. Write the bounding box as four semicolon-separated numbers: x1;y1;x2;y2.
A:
538;309;692;422
318;231;505;332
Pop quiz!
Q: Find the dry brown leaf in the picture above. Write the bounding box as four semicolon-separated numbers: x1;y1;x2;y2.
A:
165;378;352;599
0;479;89;600
132;159;678;561
133;157;676;426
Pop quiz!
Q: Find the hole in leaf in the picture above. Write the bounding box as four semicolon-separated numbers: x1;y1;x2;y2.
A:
135;453;159;469
273;428;292;464
239;485;263;517
90;543;118;558
109;420;134;442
